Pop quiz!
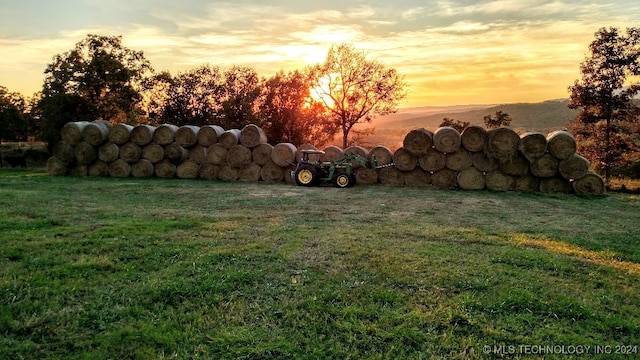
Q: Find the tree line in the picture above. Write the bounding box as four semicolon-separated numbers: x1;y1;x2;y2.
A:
1;28;639;181
0;35;406;151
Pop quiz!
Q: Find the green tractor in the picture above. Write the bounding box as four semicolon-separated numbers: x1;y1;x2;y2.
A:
293;149;393;188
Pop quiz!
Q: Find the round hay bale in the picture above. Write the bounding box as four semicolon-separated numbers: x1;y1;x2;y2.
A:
142;143;164;164
238;162;262;182
218;164;239;181
539;177;571;194
547;130;576;160
119;142;142;163
354;167;378;185
393;147;418;171
431;168;457;189
175;125;200;147
433;126;461;154
519;132;547;161
297;143;322;163
457;167;485;190
403;128;433;156
74;141;97;165
418;149;446;171
218;129;241;149
130;124;155;146
82;121;110;146
164;142;188;164
70;164;88;177
486;128;520;162
240;124;267;148
500;153;530;176
486;170;515;191
53;141;75;163
108;123;133;145
131;159;154;178
530;153;559;178
61;121;91;145
154;160;176;178
153;124;178;145
379;166;404;186
515;175;539;192
344;146;369;168
321;145;344;162
88;161;109;177
260;160;285;182
207;144;228;165
472;151;499;173
460;126;487;152
252;143;274;165
108;159;131;178
572;172;605;196
46;156;68;176
227;144;252;168
559;154;590;180
187;144;207;164
445;149;472;171
98;142;119;163
199;162;220;180
404;168;431;187
197;125;225;146
176;159;199;179
271;143;297;167
368;145;393;166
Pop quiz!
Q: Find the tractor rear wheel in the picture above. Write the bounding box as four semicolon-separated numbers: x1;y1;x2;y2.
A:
333;172;355;188
295;164;318;186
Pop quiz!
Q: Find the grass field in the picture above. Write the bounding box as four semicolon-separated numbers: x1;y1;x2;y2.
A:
1;169;639;359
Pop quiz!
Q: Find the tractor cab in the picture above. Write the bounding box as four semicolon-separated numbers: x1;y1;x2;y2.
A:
299;149;325;164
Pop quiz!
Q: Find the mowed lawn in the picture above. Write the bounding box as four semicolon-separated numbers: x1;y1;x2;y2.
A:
1;169;639;359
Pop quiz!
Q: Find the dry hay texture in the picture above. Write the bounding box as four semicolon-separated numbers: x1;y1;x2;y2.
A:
48;121;605;196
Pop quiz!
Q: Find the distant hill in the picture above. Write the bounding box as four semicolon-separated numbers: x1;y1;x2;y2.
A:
355;99;578;149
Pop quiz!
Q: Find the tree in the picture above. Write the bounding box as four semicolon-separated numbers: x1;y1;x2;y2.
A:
308;44;407;148
219;66;261;129
257;70;335;146
483;111;512;129
37;34;152;147
157;65;224;126
140;71;173;125
0;86;30;142
440;117;470;132
568;27;640;182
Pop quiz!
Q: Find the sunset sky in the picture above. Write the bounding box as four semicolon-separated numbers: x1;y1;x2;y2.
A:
1;0;639;107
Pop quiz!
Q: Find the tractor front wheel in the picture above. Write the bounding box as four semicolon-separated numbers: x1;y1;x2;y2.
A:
333;172;355;188
295;165;318;186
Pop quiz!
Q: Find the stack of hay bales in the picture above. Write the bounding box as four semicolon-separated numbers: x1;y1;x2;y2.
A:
47;120;605;195
47;121;298;183
374;126;603;195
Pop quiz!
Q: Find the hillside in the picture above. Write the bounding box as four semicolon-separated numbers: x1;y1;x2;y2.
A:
356;99;578;149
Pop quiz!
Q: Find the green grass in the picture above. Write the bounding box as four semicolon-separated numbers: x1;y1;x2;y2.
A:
1;168;639;359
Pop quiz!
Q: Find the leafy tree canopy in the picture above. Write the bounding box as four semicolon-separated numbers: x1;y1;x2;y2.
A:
37;34;153;146
0;86;30;142
483;110;512;129
308;44;407;148
257;70;335;146
568;26;640;181
440;117;470;132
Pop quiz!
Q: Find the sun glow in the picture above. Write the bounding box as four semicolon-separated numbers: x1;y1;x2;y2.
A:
309;74;336;108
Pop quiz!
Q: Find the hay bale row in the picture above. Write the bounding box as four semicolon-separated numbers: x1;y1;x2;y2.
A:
48;121;604;195
381;126;602;195
48;122;295;183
